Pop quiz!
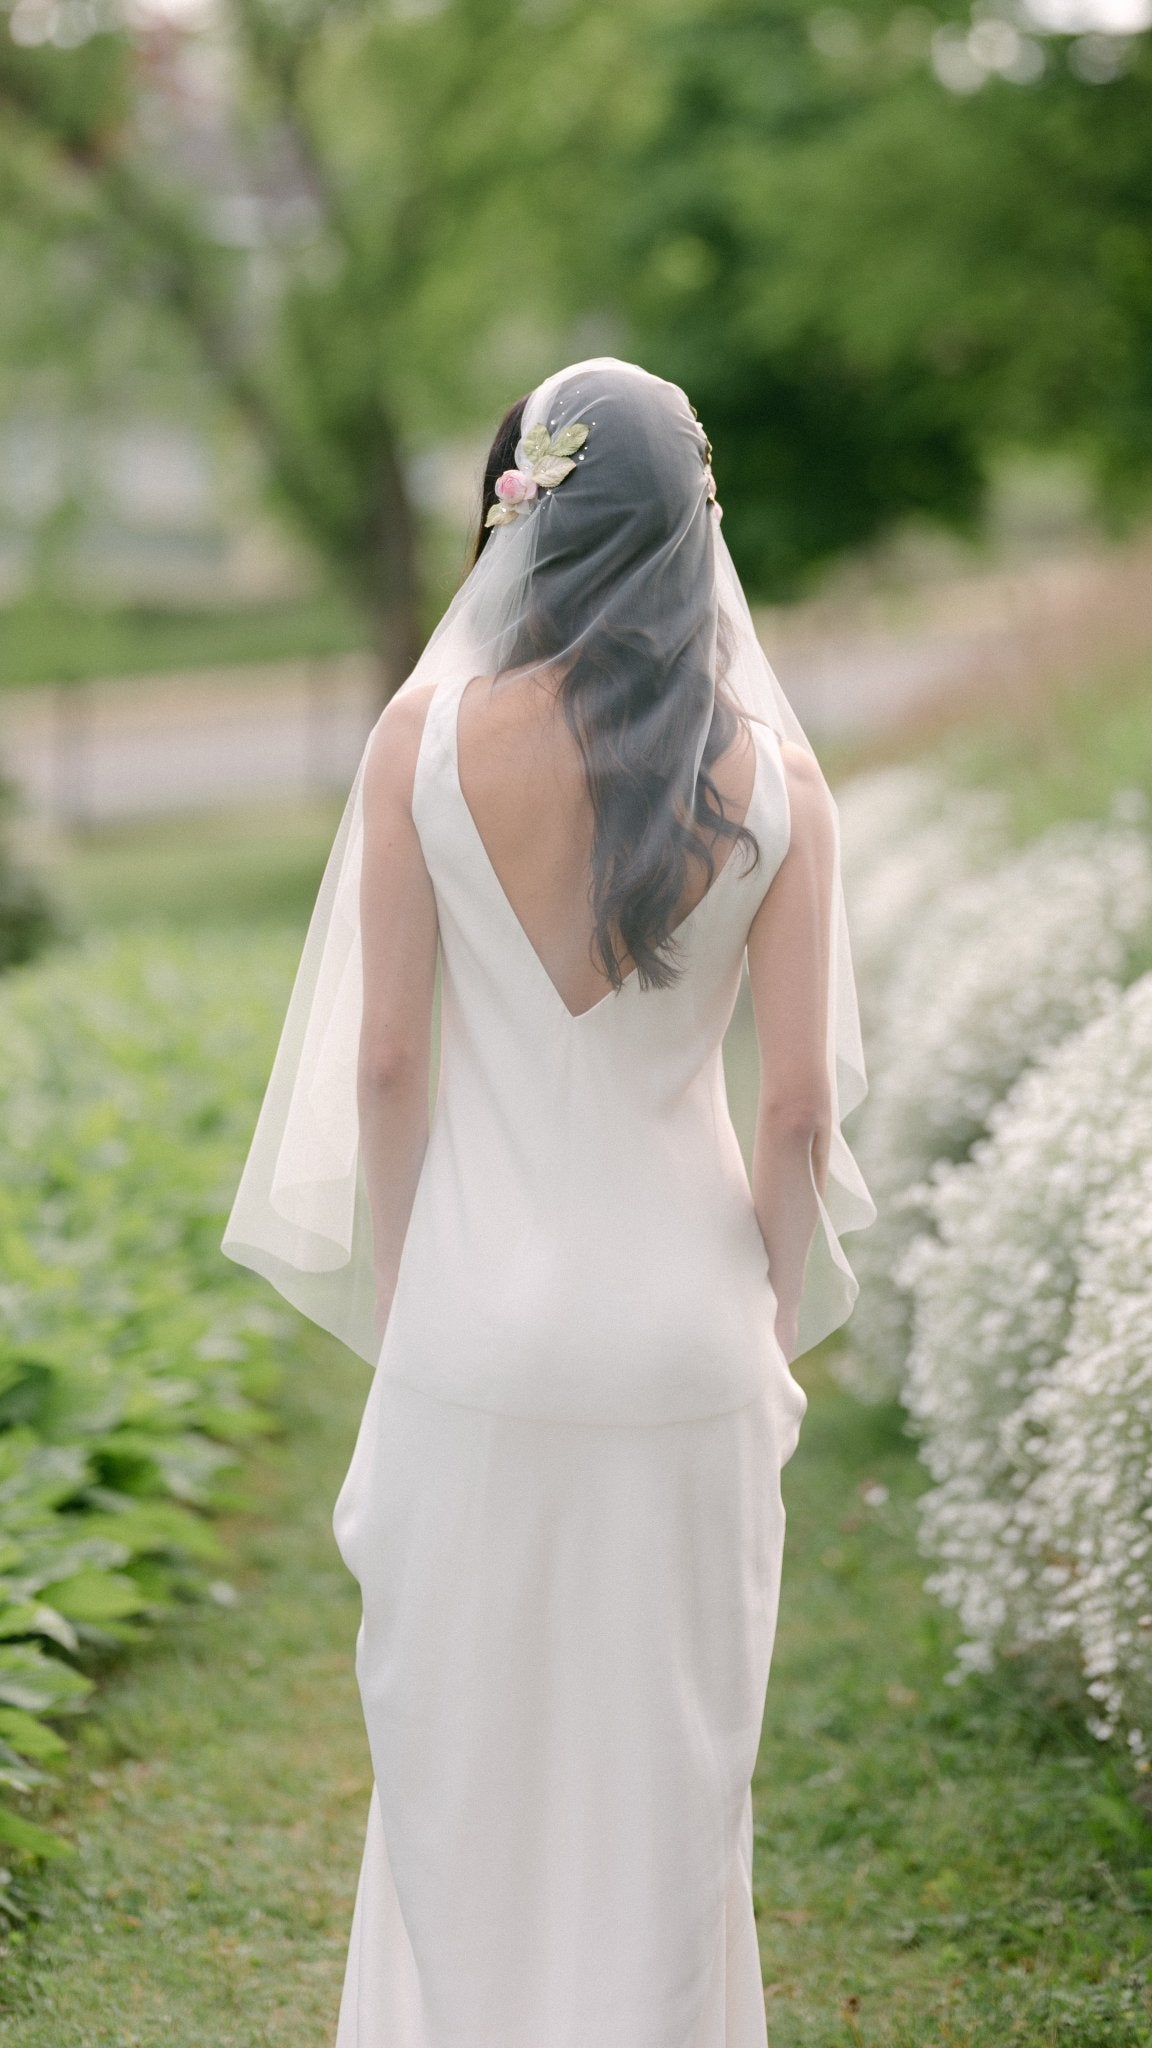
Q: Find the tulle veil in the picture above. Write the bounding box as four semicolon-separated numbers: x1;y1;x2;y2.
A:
222;357;875;1363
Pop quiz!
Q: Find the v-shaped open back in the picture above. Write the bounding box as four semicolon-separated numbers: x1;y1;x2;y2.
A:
449;672;766;1023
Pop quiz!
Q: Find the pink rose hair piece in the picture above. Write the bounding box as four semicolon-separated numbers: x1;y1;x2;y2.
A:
485;420;590;527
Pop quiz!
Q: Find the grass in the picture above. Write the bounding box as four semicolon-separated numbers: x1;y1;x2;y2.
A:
831;647;1152;843
48;801;345;932
932;651;1152;842
0;594;366;691
755;1377;1152;2046
1;1328;1149;2047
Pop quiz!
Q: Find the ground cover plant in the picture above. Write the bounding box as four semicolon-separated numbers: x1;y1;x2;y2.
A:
0;929;297;1911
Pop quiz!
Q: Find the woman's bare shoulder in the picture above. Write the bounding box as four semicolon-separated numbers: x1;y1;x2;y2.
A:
364;680;438;809
778;739;835;859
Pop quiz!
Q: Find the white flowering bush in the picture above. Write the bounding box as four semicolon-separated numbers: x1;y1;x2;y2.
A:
903;976;1152;1755
836;765;1005;1049
0;930;296;1883
838;819;1152;1399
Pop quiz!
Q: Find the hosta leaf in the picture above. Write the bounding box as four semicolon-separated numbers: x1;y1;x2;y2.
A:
0;1645;90;1713
550;423;588;457
0;1747;49;1793
40;1570;148;1623
0;1606;38;1641
0;1804;73;1860
531;456;577;490
19;1535;130;1586
0;1602;79;1653
0;1362;55;1432
81;1501;222;1563
0;1708;68;1762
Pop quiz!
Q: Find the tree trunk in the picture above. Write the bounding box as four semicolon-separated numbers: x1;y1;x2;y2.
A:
361;434;426;710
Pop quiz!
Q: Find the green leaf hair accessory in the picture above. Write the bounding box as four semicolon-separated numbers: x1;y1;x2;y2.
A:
485;421;590;527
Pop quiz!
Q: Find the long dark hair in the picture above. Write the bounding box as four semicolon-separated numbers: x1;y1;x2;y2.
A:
468;375;758;993
471;396;530;567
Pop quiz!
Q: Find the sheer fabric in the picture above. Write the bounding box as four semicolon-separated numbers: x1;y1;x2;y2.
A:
222;357;874;1361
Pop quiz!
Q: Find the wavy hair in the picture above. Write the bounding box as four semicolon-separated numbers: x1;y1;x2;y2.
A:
469;371;758;992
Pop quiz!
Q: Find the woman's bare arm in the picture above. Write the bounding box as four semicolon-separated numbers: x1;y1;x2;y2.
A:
357;686;439;1340
746;741;836;1362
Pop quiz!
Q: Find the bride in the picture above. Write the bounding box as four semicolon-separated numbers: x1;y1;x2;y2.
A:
224;358;873;2048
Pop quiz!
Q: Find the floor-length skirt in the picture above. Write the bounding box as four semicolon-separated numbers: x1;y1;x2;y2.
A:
332;1368;797;2048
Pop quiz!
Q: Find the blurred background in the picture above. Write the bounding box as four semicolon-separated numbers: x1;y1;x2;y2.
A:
4;3;1152;2044
0;0;1151;881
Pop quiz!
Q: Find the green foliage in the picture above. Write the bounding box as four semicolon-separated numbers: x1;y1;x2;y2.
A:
3;0;1152;651
612;0;1152;596
613;0;985;596
0;927;298;1903
0;22;129;156
0;780;55;972
58;800;343;933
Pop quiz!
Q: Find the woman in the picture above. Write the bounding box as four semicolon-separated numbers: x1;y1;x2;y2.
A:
223;358;873;2047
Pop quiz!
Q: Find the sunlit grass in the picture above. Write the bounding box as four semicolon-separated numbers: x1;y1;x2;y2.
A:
0;595;366;691
937;652;1152;841
830;648;1152;842
45;799;344;933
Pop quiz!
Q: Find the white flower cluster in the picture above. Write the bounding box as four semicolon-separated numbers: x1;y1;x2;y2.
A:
837;765;1005;1047
903;977;1152;1755
837;798;1152;1399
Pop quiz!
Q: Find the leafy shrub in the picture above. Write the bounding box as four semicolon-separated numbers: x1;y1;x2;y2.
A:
903;976;1152;1756
0;930;296;1899
839;817;1152;1398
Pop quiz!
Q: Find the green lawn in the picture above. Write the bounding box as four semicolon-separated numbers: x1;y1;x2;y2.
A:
830;647;1152;842
0;595;367;691
936;650;1152;841
51;801;345;933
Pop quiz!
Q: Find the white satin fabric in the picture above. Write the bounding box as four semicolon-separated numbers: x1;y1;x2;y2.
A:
329;687;809;2047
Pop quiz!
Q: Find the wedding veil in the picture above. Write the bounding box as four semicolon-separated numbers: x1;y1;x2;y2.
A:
222;357;875;1365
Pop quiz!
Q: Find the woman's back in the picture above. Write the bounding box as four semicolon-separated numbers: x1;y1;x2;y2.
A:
455;669;760;1020
379;665;799;1429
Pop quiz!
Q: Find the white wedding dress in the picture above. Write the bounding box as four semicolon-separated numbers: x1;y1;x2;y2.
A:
329;670;809;2048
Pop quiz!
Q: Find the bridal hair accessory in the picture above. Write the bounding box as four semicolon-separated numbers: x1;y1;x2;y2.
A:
485;419;590;527
222;358;873;1368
